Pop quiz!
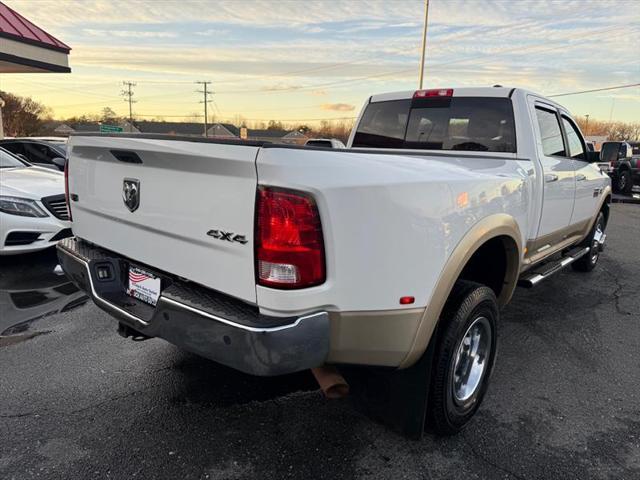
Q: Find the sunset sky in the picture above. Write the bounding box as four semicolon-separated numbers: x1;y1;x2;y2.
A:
1;0;639;125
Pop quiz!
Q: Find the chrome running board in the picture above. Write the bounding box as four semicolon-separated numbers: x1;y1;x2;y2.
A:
518;246;590;288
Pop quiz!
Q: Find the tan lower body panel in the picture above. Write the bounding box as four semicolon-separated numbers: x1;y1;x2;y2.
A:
522;218;591;269
326;195;610;370
327;308;425;366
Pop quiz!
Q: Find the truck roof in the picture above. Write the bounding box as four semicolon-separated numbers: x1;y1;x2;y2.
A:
369;86;569;114
370;87;515;103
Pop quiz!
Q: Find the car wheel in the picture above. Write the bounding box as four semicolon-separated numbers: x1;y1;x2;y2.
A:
572;211;605;273
618;170;632;195
427;280;498;435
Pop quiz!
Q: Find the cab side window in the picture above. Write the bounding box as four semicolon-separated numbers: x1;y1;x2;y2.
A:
561;117;586;160
535;107;565;157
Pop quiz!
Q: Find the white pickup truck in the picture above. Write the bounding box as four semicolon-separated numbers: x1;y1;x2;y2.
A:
57;87;610;435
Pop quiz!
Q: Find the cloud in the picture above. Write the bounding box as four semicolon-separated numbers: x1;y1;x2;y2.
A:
320;103;355;112
83;29;177;38
195;29;230;36
3;0;638;122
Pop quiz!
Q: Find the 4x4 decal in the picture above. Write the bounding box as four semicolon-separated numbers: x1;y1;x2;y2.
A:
206;229;248;245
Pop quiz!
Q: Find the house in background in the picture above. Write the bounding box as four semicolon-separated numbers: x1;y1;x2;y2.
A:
53;121;140;134
49;121;308;144
136;121;200;136
207;123;307;144
245;129;307;144
208;123;239;138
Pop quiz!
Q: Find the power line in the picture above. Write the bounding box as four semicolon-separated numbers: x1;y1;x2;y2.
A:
121;81;137;131
195;81;213;136
215;25;628;96
549;83;640;98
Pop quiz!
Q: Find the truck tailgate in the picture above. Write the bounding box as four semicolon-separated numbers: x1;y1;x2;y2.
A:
67;136;259;304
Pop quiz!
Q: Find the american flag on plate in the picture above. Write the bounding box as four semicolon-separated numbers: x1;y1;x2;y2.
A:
129;270;151;283
126;266;161;306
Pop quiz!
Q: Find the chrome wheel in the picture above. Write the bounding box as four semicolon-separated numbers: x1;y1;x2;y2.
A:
619;175;627;191
452;316;492;404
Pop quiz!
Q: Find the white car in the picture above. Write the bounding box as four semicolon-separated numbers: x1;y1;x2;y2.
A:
0;147;71;255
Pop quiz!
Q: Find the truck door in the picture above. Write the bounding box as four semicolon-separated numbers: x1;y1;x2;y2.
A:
559;114;601;227
531;104;576;244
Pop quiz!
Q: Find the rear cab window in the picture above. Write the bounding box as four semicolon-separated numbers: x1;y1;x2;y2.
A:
352;96;516;153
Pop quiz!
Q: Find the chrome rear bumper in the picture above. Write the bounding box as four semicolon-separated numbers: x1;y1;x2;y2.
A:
57;237;329;376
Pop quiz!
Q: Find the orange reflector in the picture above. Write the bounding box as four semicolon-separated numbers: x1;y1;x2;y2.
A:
456;191;469;208
400;296;415;305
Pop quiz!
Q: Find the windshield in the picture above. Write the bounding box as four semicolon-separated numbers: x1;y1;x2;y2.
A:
352;96;517;153
0;148;28;168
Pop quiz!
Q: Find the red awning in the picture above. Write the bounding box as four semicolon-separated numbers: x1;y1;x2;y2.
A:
0;1;71;73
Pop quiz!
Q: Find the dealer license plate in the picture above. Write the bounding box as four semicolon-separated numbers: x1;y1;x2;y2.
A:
126;266;161;306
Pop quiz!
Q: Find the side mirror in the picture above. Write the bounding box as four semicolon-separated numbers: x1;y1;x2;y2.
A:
586;151;600;163
51;157;66;170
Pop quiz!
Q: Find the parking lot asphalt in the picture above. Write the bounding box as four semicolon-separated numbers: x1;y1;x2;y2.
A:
1;203;638;480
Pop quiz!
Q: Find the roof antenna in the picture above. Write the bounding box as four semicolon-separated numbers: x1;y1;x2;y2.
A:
493;84;503;88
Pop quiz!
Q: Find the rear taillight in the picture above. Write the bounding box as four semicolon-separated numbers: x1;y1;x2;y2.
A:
255;187;325;289
413;88;453;98
64;159;72;221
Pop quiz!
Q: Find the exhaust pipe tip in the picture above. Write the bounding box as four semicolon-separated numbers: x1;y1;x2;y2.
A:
311;366;349;399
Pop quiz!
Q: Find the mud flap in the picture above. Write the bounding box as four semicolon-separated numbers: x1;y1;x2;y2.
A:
341;326;438;440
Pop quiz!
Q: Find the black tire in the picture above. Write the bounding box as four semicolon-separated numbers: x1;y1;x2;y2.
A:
618;170;633;195
572;211;605;272
427;280;498;435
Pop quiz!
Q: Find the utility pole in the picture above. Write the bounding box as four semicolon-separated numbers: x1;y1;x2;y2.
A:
196;81;213;137
418;0;430;89
585;114;590;135
0;97;5;139
121;81;136;132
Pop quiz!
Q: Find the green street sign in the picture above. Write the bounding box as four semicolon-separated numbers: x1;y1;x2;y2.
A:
100;124;123;133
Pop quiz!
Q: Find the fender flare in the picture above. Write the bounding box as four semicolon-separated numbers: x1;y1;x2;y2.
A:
399;213;522;369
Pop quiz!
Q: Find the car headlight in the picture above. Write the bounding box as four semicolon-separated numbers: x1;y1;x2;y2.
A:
0;196;48;217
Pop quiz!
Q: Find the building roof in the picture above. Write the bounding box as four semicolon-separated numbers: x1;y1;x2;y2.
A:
68;122;101;132
135;121;205;136
247;129;292;138
218;123;240;136
0;2;71;53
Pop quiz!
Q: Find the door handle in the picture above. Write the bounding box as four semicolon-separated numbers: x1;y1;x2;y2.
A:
576;174;587;181
544;174;559;183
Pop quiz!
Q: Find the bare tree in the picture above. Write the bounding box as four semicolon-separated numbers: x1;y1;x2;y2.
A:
0;91;51;136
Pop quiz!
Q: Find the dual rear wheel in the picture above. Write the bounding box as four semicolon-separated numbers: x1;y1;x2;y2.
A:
427;280;498;435
427;210;606;435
